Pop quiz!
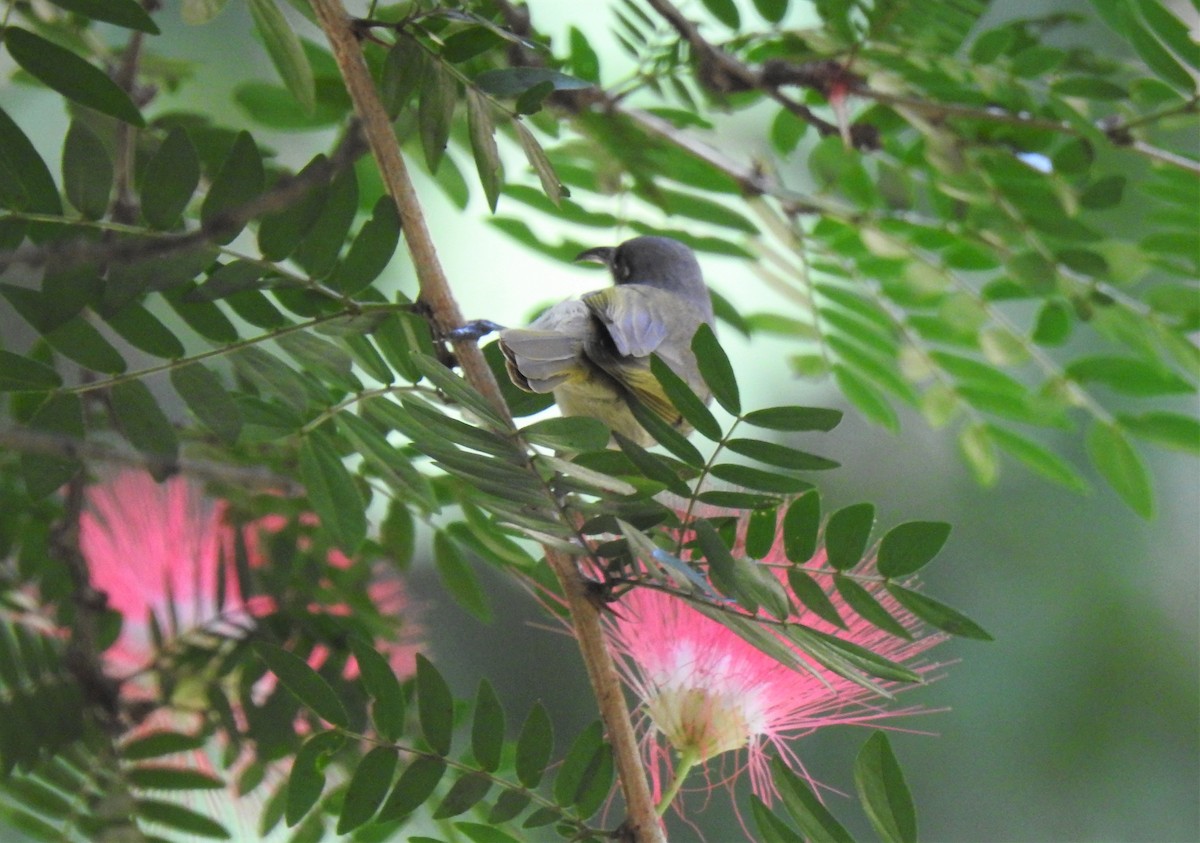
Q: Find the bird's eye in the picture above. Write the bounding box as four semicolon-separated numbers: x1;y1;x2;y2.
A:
616;259;631;281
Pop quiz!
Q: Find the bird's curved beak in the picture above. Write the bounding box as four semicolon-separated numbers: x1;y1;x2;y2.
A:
574;246;614;266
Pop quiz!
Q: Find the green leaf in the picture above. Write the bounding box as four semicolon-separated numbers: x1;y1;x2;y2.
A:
1051;76;1128;100
1136;0;1200;70
886;584;993;640
650;354;722;440
200;131;264;244
488;790;532;824
416;654;454;756
752;0;789;24
299;432;366;553
744;505;779;559
834;364;898;431
170;363;242;445
971;26;1015;63
725;438;839;470
854;732;917;843
348;637;406;741
877;521;951;578
1032;300;1072;346
136;799;230;839
515;701;553;787
249;0;315;113
111;380;179;467
254;642;349;728
286;730;344;826
824;503;875;570
128;765;225;790
691;323;739;415
432;773;492;819
338;410;437;510
329;196;402;294
411;354;509;431
4;28;144;126
419;59;457;173
959;423;998;486
22;393;83;497
614;433;691;497
466;89;503;212
523;416;610;452
515;122;564;205
1118;411;1200;454
788;568;845;628
46;0;159;32
471;679;504;773
122;730;208;760
751;793;805;843
294;166;358;278
104;303;186;359
1080;175;1125;209
277;331;359;391
835;575;911;639
710;463;812;494
743;406;843;431
473;67;592;97
381;34;427;119
337;746;397;833
0;106;61;214
555;720;607;808
700;0;740;27
62;121;112;220
378;755;446;821
434;531;491;622
0;351;61;391
1086;421;1155;519
628;398;706;467
987;425;1090;492
1066;355;1193;396
142;127;201;230
258;155;331;261
783;492;820;563
442;27;505;63
1114;0;1196;90
773;757;854;843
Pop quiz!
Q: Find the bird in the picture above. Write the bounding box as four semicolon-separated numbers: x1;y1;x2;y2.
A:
496;235;715;446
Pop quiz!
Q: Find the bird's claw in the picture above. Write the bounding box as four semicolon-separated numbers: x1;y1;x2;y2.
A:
445;319;505;342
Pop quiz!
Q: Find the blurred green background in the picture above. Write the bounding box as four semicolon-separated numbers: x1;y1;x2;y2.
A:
3;1;1197;841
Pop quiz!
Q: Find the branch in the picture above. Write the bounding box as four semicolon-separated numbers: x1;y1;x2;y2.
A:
52;472;122;722
0;123;369;275
306;3;665;840
0;427;303;493
639;0;1198;169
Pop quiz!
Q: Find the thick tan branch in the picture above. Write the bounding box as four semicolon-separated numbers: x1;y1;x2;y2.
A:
307;3;664;840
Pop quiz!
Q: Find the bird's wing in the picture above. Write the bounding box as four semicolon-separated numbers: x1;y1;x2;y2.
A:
497;301;591;393
582;286;669;358
581;286;680;424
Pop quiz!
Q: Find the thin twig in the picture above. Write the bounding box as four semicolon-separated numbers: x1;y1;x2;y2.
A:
306;3;664;840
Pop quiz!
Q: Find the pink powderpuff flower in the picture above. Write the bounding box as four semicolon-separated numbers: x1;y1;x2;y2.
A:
80;469;255;676
76;470;420;836
606;534;946;815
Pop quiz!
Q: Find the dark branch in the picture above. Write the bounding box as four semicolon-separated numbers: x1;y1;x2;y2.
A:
0;121;369;276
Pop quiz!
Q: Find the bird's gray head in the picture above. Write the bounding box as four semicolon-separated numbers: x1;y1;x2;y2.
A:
575;236;705;293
